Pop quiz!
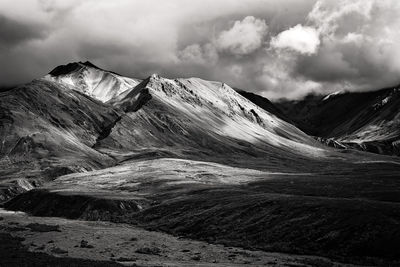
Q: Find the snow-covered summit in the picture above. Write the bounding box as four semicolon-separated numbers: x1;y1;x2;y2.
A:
41;62;324;157
44;61;141;102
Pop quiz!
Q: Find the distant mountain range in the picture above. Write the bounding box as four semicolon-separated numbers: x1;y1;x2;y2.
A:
270;86;400;156
2;61;399;190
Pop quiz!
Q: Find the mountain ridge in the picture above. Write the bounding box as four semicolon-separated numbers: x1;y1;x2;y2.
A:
1;61;328;200
94;71;328;164
44;61;323;156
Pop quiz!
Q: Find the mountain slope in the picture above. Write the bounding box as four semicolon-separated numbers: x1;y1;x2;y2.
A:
95;74;328;169
236;89;292;123
0;79;120;185
275;86;400;156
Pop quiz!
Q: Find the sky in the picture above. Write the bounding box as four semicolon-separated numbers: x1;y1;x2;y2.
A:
1;0;400;99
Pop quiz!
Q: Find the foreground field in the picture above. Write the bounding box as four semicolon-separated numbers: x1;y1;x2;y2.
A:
4;157;400;266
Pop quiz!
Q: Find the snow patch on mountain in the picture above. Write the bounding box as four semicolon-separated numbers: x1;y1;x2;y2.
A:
322;90;345;101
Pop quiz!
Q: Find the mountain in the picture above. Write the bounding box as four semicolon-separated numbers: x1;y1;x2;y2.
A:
275;86;400;156
0;62;326;199
42;62;332;169
96;74;326;164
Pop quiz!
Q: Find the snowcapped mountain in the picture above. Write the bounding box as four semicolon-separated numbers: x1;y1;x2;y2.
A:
44;61;141;102
0;61;327;180
43;62;325;162
0;61;334;200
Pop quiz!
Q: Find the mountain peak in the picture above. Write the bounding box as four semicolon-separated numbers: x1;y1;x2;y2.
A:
150;73;160;79
48;61;103;76
147;73;163;82
80;60;100;69
44;61;141;103
48;62;82;76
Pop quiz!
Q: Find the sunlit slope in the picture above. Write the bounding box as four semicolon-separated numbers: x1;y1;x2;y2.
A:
97;74;326;162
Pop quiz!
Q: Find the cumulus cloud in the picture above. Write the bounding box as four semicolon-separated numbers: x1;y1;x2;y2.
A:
261;0;400;98
215;16;268;56
270;24;320;54
178;16;267;65
297;0;400;91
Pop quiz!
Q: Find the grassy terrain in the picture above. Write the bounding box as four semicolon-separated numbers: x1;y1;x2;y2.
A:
134;188;400;265
1;208;352;267
5;157;400;266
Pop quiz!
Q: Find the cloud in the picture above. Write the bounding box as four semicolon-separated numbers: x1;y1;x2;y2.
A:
307;0;374;38
178;16;267;65
295;45;359;82
178;43;218;64
0;14;47;46
0;0;285;85
297;0;400;91
260;0;400;99
270;24;320;55
215;16;268;56
0;0;399;99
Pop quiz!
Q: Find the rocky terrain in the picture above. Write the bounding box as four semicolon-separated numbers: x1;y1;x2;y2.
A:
1;62;400;266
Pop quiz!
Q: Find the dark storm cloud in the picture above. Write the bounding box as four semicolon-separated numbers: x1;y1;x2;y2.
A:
0;0;399;99
295;47;359;82
0;15;46;46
